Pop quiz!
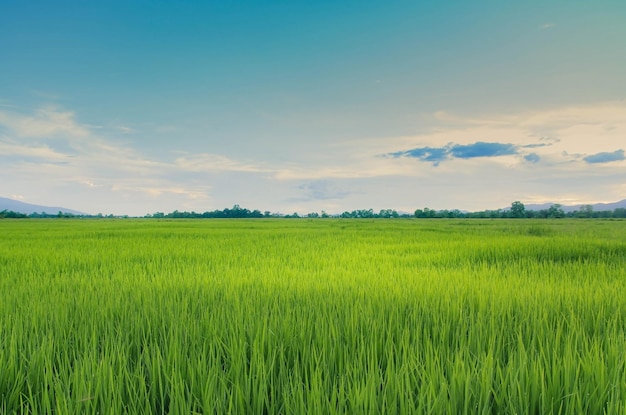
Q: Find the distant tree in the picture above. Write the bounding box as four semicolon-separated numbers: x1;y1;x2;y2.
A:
379;209;396;218
55;211;75;218
450;209;463;218
355;209;374;218
510;201;526;218
0;210;27;219
547;204;565;219
576;204;594;218
613;208;626;218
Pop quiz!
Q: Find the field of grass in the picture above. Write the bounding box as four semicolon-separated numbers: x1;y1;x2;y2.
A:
1;218;625;414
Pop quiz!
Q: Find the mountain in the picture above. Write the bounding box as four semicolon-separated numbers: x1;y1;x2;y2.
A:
521;199;626;213
0;197;87;215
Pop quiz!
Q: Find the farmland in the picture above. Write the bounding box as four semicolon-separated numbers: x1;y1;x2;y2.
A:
1;219;625;414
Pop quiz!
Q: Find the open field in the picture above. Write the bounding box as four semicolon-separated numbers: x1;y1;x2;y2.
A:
1;219;625;414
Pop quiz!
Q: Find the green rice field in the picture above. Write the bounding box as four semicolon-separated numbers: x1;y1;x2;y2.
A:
1;219;625;414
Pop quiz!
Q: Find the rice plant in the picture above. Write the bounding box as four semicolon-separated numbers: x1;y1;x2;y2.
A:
1;219;625;414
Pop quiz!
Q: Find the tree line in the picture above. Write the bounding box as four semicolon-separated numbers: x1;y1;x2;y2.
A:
2;202;626;220
414;202;626;219
0;210;121;219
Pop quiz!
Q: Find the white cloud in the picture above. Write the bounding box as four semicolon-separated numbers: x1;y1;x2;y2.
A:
110;183;210;200
0;106;89;138
116;125;135;134
80;180;104;188
173;153;270;173
273;156;426;180
0;139;70;160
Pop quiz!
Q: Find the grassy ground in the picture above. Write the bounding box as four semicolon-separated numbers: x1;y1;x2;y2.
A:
1;219;625;414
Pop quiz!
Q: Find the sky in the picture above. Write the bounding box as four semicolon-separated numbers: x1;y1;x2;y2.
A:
1;0;625;216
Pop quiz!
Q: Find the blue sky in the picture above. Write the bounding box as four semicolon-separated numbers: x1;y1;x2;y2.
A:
1;1;625;215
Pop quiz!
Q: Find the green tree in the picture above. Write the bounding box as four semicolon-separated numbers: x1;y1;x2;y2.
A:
613;208;626;218
547;204;565;218
510;201;526;218
577;204;593;218
0;210;27;218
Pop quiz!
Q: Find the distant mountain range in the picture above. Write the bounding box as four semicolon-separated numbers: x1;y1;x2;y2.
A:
513;199;626;213
0;197;87;215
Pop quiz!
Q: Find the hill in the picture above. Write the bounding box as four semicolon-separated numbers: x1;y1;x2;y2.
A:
523;199;626;213
0;197;87;215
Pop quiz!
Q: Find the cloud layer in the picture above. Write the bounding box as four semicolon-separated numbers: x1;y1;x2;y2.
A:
1;101;626;215
386;102;626;174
